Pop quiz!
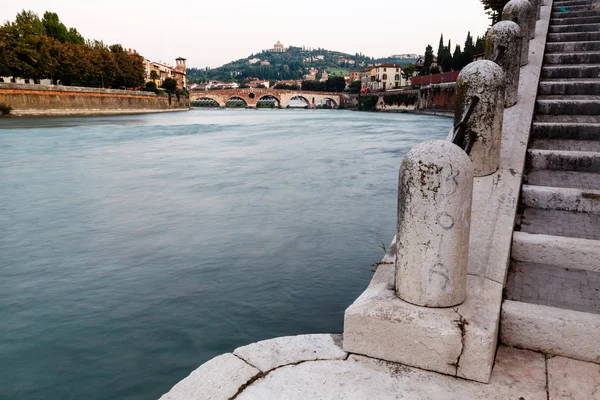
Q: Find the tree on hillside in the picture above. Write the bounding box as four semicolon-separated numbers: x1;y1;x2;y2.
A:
451;45;463;71
348;80;361;93
462;32;475;67
326;76;346;92
436;34;445;66
480;0;510;24
14;10;46;36
402;64;416;82
419;45;434;76
161;78;178;92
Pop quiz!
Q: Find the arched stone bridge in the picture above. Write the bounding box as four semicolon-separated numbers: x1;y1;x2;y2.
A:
189;89;341;109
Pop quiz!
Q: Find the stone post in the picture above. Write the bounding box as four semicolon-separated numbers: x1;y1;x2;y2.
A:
396;140;473;308
455;61;506;176
502;0;533;65
485;21;523;108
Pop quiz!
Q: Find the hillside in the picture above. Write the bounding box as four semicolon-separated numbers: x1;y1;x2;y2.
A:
187;46;419;83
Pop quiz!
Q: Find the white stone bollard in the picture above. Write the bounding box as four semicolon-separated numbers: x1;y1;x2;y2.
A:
396;140;473;308
503;0;533;65
485;21;523;108
455;61;506;176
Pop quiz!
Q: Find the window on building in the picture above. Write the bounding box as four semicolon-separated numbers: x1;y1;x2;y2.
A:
384;68;387;72
395;74;400;81
383;74;387;80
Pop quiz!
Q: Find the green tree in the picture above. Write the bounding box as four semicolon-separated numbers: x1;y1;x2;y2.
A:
419;45;434;76
326;76;346;92
402;64;416;82
42;12;69;43
161;78;178;92
348;80;361;93
480;0;510;24
451;45;463;71
441;40;453;72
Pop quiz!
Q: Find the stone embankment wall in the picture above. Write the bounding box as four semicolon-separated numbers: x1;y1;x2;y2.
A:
373;84;456;114
0;83;190;116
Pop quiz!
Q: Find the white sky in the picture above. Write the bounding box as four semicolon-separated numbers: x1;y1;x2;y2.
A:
1;0;491;69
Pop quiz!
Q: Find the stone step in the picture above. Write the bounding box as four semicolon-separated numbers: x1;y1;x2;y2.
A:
532;121;600;140
505;260;600;313
549;22;600;33
501;300;600;364
541;63;600;78
527;148;600;173
544;51;600;64
530;138;600;152
519;206;600;239
527;169;600;190
551;10;600;19
551;15;600;26
546;40;600;52
512;231;600;273
553;5;597;12
536;96;600;115
521;184;600;213
539;79;600;95
554;0;596;4
534;114;600;123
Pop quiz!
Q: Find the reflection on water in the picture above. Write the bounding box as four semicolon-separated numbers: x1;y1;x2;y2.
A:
0;109;450;400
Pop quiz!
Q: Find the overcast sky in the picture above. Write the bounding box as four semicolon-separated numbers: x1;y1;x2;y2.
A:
2;0;491;68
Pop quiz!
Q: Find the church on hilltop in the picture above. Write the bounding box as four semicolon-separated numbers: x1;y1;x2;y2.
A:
270;41;286;52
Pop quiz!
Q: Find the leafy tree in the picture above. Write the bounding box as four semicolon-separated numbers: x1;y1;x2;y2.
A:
441;40;453;72
161;78;178;92
348;80;361;93
480;0;510;24
419;45;434;76
436;34;445;67
402;64;416;82
14;10;45;36
462;32;475;67
325;76;345;92
451;45;463;71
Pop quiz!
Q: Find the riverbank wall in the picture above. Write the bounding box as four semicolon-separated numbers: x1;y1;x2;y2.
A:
0;83;190;117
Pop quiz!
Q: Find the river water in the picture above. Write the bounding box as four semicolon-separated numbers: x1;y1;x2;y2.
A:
0;109;450;400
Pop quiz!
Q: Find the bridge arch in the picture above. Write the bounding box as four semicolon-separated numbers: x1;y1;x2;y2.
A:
191;97;221;108
287;95;311;108
257;95;281;108
226;96;248;108
317;97;338;108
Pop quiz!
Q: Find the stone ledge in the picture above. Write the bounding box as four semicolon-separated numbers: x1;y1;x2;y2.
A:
500;300;600;363
522;184;600;213
158;353;260;400
235;346;547;400
343;260;502;383
0;82;157;96
233;334;347;373
512;231;600;272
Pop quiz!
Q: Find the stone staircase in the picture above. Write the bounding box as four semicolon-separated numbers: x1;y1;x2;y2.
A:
501;0;600;363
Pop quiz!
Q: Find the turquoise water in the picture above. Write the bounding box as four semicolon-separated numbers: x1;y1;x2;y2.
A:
0;109;450;399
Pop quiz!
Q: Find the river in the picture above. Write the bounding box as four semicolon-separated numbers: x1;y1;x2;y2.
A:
0;109;451;399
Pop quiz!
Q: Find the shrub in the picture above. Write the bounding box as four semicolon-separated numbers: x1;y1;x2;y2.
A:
0;103;12;116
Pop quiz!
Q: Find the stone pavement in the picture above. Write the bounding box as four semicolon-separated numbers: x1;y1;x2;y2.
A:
506;260;600;313
159;334;600;400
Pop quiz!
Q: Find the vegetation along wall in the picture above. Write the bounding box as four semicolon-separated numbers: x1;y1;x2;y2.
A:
0;83;190;116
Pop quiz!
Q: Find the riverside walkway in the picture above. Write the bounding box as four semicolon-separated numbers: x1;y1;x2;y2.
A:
160;1;600;398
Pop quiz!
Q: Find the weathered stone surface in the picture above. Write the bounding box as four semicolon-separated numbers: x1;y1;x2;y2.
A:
485;21;523;107
512;231;600;272
159;353;260;400
344;261;501;383
548;356;600;400
396;140;473;307
236;346;547;400
455;61;506;176
503;0;534;65
521;185;600;213
233;334;346;372
501;300;600;362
